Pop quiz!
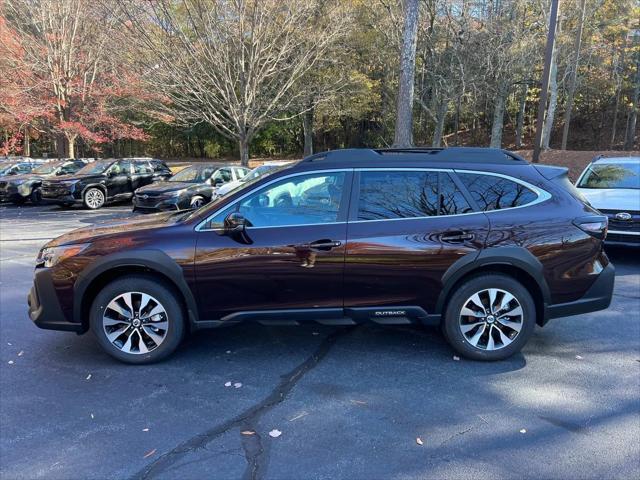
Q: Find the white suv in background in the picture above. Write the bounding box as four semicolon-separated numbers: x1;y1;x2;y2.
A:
576;156;640;246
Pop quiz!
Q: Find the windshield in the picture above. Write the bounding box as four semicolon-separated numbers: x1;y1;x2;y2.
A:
170;165;213;183
578;162;640;190
76;161;112;175
32;163;59;174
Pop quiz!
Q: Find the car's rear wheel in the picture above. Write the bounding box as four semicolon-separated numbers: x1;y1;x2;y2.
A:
442;274;536;361
89;275;184;364
84;188;105;209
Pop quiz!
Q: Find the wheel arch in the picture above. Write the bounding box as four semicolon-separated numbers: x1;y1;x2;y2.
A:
436;247;550;326
74;250;199;331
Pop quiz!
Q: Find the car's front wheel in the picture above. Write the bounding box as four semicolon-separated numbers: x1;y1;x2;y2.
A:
90;275;185;364
30;188;42;205
83;187;105;209
442;274;536;361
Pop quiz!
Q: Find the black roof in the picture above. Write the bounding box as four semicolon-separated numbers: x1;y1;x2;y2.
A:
299;147;528;168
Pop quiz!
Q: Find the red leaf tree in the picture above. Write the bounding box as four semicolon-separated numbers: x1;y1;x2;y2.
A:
0;0;152;157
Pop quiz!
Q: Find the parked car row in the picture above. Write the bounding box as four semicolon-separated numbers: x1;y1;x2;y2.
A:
0;156;292;211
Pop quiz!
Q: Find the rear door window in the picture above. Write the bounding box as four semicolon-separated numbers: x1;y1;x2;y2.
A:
457;172;537;211
357;170;472;220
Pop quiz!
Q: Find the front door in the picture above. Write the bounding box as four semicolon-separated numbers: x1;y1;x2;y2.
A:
105;160;133;199
343;169;490;316
194;170;352;321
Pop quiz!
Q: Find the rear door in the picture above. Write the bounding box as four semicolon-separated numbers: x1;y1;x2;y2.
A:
343;169;489;317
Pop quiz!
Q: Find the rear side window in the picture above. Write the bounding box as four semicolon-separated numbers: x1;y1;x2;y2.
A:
457;172;537;211
357;171;471;220
358;171;439;220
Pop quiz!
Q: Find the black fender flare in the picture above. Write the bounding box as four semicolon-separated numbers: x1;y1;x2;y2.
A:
435;246;551;314
73;249;199;326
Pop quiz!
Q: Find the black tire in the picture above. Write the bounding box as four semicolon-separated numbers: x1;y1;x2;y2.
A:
83;187;105;210
89;275;185;364
442;274;536;361
30;188;42;205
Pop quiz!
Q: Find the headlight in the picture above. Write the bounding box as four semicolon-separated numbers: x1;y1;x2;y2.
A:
36;243;90;268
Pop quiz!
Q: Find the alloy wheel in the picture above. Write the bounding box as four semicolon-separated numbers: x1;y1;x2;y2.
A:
458;288;523;351
85;189;105;209
190;197;205;209
102;292;169;354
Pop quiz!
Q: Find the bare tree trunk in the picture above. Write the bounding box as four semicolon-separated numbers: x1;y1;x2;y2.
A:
432;98;447;147
239;135;250;166
515;84;528;148
23;127;30;156
561;0;586;150
624;55;640;150
393;0;419;148
454;96;461;146
542;48;558;150
490;82;508;148
67;135;76;159
303;107;314;157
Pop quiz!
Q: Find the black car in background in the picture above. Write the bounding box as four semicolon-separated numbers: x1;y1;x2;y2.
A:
41;158;172;209
133;163;249;212
0;159;86;205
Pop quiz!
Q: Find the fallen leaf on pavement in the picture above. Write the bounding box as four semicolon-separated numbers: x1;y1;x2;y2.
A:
453;356;460;361
90;413;94;419
7;360;14;365
143;449;156;458
269;429;282;438
289;412;308;421
241;430;255;435
17;351;24;357
142;428;149;432
234;382;242;388
416;437;424;446
350;400;367;406
224;381;232;387
519;429;526;434
575;355;583;360
226;350;231;354
312;332;320;336
86;374;92;380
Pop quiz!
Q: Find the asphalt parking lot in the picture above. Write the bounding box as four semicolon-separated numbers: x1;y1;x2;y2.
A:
1;203;639;480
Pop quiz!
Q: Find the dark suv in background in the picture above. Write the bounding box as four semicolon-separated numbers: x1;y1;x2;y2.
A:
41;158;172;209
0;159;86;205
133;163;249;212
28;148;614;363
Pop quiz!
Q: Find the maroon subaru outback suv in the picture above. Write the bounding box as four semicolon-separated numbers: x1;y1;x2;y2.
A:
28;148;614;363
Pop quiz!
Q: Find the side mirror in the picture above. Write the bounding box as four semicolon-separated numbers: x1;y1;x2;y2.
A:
213;178;224;187
7;170;17;175
223;212;252;244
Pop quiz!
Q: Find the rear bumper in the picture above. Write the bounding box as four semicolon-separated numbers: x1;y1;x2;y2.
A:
27;268;85;333
544;263;615;322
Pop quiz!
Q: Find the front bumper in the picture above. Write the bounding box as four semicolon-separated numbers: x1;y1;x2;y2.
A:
27;268;85;333
605;230;640;247
0;185;26;202
132;194;186;212
544;263;615;322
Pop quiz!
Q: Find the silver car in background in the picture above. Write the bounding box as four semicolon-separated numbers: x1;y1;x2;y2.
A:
576;156;640;246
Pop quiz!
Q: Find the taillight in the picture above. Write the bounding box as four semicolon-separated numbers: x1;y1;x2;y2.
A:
573;215;608;239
